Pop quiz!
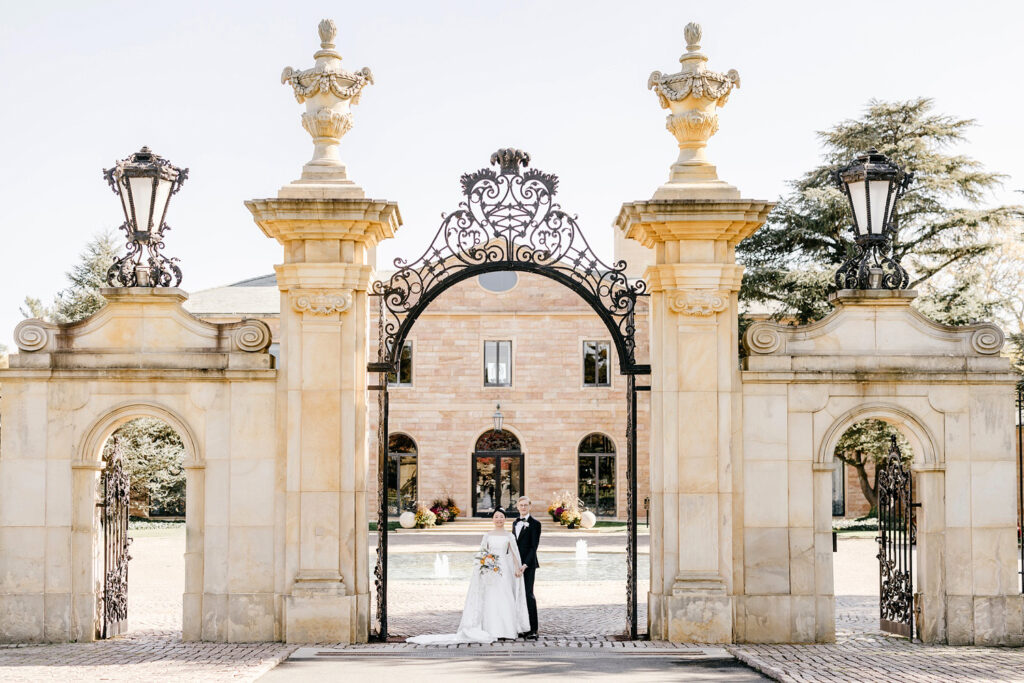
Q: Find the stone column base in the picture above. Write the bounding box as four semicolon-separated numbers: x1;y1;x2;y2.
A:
285;581;368;644
650;590;732;643
947;595;1024;646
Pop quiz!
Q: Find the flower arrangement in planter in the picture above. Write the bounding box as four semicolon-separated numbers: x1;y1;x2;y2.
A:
548;490;583;528
414;502;436;529
560;508;582;529
429;497;461;525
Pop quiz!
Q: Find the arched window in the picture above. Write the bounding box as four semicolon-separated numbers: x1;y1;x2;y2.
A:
387;433;418;516
578;433;616;517
472;430;523;517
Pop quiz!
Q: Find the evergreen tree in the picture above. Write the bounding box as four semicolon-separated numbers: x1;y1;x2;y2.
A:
738;98;1022;325
22;231;119;323
103;418;186;517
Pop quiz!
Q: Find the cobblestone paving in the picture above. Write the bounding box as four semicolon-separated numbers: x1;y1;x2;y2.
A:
0;530;295;683
729;593;1024;682
380;579;650;638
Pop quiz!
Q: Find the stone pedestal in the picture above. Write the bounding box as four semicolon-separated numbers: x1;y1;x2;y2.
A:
617;198;772;642
247;194;399;643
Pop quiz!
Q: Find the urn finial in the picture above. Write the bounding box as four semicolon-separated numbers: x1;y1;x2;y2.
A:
278;19;374;196
318;18;337;49
647;22;741;199
683;22;702;54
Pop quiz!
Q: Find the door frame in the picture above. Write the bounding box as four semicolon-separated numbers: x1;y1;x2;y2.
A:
471;449;525;517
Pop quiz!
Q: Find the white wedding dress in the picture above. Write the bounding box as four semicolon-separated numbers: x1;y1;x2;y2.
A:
407;531;530;644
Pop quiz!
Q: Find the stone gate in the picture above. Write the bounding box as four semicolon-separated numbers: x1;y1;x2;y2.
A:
1;20;1021;646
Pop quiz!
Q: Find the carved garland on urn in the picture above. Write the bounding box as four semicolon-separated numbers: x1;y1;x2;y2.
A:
281;19;373;164
668;290;729;317
647;22;740;153
291;289;354;316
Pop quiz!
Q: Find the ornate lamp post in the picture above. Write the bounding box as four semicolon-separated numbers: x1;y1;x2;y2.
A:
834;148;913;290
104;146;188;287
492;404;504;433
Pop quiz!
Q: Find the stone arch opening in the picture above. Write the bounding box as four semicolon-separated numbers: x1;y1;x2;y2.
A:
72;405;205;642
817;406;942;642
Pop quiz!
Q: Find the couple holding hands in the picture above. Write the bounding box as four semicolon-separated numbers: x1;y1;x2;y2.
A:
408;496;541;644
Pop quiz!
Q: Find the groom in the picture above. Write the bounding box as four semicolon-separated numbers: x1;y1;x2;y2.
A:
513;495;540;639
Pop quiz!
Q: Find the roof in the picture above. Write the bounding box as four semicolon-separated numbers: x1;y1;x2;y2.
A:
184;274;280;315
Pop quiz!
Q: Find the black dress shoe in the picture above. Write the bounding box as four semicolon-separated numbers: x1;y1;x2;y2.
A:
525;632;538;640
517;632;527;639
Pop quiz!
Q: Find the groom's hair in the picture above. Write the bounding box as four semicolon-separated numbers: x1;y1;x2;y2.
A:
517;496;531;504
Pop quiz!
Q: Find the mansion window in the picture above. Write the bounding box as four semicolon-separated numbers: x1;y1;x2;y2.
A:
387;341;413;387
387;433;418;516
484;340;512;387
578;433;616;517
583;341;610;387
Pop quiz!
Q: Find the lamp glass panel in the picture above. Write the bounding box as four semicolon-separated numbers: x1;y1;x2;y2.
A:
846;179;868;236
151;177;174;228
127;176;155;231
868;179;893;233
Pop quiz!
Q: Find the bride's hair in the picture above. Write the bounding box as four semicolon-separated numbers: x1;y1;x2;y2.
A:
491;508;506;518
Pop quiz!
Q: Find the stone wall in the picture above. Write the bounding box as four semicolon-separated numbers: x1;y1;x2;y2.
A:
0;289;278;643
741;290;1024;646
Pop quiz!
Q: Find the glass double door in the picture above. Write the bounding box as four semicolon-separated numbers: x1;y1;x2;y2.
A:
473;451;523;517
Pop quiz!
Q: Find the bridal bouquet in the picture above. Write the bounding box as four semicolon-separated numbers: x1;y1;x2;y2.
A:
474;551;501;576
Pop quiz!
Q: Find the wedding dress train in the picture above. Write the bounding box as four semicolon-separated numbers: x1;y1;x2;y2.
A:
407;531;530;644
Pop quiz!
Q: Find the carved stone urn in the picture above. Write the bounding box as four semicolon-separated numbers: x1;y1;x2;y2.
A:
648;23;740;199
281;19;373;192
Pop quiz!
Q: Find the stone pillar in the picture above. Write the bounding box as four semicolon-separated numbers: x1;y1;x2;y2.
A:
247;19;400;644
617;22;771;642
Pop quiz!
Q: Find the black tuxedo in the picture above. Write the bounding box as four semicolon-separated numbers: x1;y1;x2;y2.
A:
512;513;541;634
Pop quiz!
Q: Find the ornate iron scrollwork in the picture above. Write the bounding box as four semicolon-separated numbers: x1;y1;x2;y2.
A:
373;294;389;640
834;240;910;291
101;440;132;638
372;148;648;374
876;435;915;638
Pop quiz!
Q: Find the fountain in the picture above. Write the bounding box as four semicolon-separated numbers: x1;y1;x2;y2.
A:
575;539;589;562
433;553;450;578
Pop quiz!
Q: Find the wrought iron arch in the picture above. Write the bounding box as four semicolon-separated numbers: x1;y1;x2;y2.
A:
370;148;650;376
369;148;649;642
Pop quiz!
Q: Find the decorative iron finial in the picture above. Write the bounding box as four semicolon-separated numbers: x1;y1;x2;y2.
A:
647;22;741;198
279;19;373;185
490;148;531;175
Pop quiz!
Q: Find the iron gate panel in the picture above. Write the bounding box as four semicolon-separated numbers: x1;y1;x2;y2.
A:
368;149;650;641
876;435;915;638
101;439;132;639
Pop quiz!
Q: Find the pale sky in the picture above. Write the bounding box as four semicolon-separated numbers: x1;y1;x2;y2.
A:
1;1;1022;350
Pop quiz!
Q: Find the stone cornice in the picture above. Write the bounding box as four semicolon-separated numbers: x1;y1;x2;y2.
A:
616;198;773;248
245;197;401;247
645;263;744;293
275;263;374;292
743;292;1005;359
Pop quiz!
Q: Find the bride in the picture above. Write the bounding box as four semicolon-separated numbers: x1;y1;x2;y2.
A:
407;508;530;644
